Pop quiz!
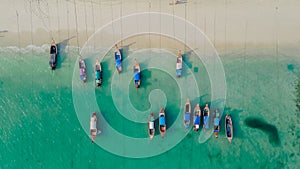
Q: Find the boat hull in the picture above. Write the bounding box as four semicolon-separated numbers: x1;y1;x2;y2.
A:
225;115;233;143
193;104;201;132
159;108;166;138
184;99;191;129
49;44;57;70
95;62;102;87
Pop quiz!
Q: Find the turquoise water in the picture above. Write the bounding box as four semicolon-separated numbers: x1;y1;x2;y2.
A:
0;45;299;168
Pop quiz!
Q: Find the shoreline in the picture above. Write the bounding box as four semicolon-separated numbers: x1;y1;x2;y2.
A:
1;0;300;50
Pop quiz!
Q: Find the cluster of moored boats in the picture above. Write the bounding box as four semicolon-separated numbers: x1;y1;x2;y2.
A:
49;42;233;143
191;100;234;143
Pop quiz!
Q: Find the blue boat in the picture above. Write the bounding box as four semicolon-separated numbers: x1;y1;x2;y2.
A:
90;112;101;143
79;57;87;82
203;104;210;131
133;59;141;88
159;108;166;138
184;99;191;129
49;40;57;70
193;104;201;132
114;44;122;73
148;113;155;140
176;50;183;77
95;60;102;87
213;110;221;138
225;114;233;143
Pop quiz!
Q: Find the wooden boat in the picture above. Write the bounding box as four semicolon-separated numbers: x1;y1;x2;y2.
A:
176;50;183;77
193;104;201;132
49;40;57;70
213;110;221;138
79;57;87;82
203;104;210;131
184;99;191;129
148;113;155;140
225;114;233;143
90;112;101;143
159;108;166;138
133;59;141;88
95;60;103;87
114;44;122;73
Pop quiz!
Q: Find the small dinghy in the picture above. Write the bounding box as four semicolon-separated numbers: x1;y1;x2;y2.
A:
184;99;191;129
176;50;183;77
90;112;101;143
159;108;166;138
213;109;221;138
95;60;103;87
193;104;201;132
203;104;210;131
49;40;57;70
225;114;233;143
148;113;155;140
79;57;87;82
114;44;122;73
133;59;141;88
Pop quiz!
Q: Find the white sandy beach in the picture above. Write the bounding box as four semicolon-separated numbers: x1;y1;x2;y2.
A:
0;0;299;53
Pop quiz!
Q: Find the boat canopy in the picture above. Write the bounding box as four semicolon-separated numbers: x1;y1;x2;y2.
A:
96;71;101;79
134;72;140;81
149;121;154;129
159;116;165;125
184;113;190;121
204;116;209;129
50;54;56;61
80;68;85;76
176;62;182;70
214;118;220;126
194;115;200;125
90;118;96;130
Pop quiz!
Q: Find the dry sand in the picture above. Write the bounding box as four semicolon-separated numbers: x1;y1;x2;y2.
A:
0;0;299;53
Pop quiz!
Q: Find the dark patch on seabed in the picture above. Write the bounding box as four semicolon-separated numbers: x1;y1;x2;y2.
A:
244;117;281;146
295;79;300;113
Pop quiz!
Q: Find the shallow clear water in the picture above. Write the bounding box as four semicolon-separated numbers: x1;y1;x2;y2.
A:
0;45;299;168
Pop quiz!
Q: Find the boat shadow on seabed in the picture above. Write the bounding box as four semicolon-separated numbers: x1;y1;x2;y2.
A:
55;36;75;69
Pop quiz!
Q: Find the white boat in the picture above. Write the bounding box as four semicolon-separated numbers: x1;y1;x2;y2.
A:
148;113;155;140
176;50;183;77
90;112;101;143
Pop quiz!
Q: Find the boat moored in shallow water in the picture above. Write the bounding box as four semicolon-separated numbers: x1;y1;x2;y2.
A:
193;104;201;132
49;40;57;70
184;99;191;129
176;50;183;77
95;60;103;87
225;114;233;143
90;112;101;143
148;113;155;140
79;57;87;82
133;59;141;88
203;104;210;131
213;109;221;138
114;44;122;73
159;108;166;138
